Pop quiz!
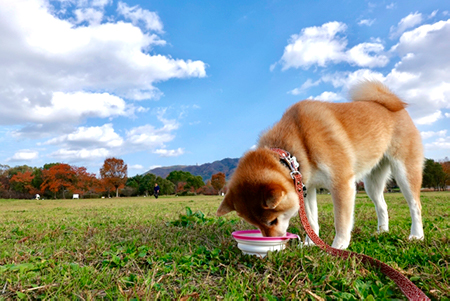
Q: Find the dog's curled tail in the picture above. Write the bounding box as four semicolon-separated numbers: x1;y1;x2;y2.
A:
350;80;407;112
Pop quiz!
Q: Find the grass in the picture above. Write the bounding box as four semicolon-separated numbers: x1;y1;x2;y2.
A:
0;192;448;300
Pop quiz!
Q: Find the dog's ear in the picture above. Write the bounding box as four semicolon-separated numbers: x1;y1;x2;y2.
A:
262;183;286;209
216;191;235;216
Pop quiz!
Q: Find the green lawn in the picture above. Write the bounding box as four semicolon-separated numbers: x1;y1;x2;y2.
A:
0;192;448;300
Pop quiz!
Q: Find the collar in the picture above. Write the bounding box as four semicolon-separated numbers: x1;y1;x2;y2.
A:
270;148;307;197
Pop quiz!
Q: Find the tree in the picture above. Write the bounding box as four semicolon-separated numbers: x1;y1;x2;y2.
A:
31;168;43;192
156;176;175;195
211;172;226;194
126;173;156;196
440;160;450;190
167;170;204;194
100;157;127;197
197;180;217;195
423;159;446;190
73;166;98;198
10;171;36;195
41;164;77;199
0;164;10;195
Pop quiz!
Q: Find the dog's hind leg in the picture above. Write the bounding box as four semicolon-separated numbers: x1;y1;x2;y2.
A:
304;187;319;246
330;177;356;249
390;158;424;240
364;158;391;233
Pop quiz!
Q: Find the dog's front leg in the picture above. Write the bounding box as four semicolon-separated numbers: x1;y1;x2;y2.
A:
304;187;319;246
330;178;356;249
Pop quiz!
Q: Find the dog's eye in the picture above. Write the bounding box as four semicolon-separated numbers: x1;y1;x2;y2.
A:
269;218;278;226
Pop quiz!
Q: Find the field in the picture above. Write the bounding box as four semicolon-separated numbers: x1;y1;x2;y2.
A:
0;192;448;300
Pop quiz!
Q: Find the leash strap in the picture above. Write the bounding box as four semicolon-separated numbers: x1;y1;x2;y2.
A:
271;148;430;301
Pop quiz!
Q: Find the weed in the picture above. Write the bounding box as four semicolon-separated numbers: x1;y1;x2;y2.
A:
0;193;448;299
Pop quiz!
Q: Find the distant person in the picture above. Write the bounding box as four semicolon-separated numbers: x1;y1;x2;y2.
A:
154;183;160;199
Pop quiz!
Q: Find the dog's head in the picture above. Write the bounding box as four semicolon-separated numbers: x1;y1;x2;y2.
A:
217;148;299;237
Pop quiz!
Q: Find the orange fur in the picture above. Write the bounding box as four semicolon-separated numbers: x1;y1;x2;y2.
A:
217;81;424;249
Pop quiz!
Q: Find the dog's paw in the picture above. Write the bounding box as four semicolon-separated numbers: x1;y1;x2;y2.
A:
377;224;389;233
331;236;350;249
408;234;424;241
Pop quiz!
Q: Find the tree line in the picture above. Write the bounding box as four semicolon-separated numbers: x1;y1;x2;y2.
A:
0;157;227;199
0;157;447;200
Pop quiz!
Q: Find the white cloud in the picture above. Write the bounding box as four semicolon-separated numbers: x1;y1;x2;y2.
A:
309;91;344;102
389;12;423;39
126;125;174;148
278;21;388;70
32;92;130;123
421;130;447;140
44;123;124;148
385;19;450;121
425;136;450;150
279;22;348;70
386;3;395;9
74;8;104;25
289;79;321;95
292;18;450;126
346;43;389;68
415;111;443;125
117;1;163;32
320;69;385;91
153;148;185;157
0;0;206;130
429;10;438;19
358;19;375;26
50;148;111;160
38;107;184;163
92;0;112;8
125;115;180;151
8;150;39;162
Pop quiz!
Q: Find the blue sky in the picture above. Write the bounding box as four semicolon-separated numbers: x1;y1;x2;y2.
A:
0;0;449;177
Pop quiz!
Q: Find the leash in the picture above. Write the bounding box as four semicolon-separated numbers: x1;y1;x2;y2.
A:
271;148;430;301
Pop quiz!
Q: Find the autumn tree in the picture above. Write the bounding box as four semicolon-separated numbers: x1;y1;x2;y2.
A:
100;157;127;197
10;171;36;195
440;159;450;190
197;180;216;195
211;172;226;194
73;166;98;198
41;163;77;199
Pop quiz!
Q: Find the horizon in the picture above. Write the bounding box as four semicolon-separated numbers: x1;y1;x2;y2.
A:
1;0;449;177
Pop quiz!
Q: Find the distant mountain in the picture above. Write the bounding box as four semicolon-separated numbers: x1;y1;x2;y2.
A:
144;158;240;181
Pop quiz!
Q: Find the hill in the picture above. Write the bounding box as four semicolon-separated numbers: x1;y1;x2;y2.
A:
144;158;240;181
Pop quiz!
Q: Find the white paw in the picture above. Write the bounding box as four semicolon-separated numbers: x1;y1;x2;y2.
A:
377;224;389;233
331;237;350;250
408;234;424;241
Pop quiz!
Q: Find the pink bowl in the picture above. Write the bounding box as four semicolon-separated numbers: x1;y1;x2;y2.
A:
231;230;299;257
232;230;298;241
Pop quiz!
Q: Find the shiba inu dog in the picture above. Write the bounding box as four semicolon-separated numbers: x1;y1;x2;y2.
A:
217;81;424;249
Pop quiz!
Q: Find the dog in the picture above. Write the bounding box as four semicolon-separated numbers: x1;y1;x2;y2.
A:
217;80;424;249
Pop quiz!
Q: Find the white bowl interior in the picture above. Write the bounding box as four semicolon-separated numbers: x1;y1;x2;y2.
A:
232;230;297;257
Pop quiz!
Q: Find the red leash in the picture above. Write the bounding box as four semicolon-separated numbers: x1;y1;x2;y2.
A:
271;148;430;301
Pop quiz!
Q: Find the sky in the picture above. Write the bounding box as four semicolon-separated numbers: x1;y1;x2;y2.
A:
0;0;449;177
